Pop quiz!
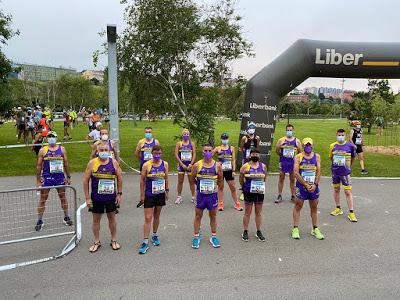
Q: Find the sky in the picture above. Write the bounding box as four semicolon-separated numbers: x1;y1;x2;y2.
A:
3;0;400;92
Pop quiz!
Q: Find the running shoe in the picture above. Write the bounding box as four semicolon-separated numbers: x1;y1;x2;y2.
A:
275;194;283;203
209;236;221;248
255;231;266;242
191;196;195;203
63;216;73;226
138;242;149;254
218;202;224;211
242;230;249;242
291;195;296;202
234;201;243;211
175;196;183;204
348;212;358;222
151;235;160;246
330;208;343;216
192;236;201;249
35;219;44;232
361;169;369;175
239;193;244;201
311;227;324;240
292;227;300;239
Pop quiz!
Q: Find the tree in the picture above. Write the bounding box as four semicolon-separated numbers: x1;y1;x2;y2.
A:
371;95;388;123
0;7;19;82
115;0;252;143
367;79;394;104
221;77;246;120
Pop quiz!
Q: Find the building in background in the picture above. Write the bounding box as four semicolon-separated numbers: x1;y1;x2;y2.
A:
9;63;77;81
81;70;104;83
287;94;309;102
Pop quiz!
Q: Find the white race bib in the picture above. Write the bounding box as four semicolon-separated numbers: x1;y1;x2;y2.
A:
355;138;362;145
199;179;216;194
98;179;115;194
49;160;64;173
302;170;316;184
282;147;295;158
152;179;165;194
250;180;265;194
181;151;192;162
333;154;346;167
221;161;232;171
143;151;153;161
245;149;250;159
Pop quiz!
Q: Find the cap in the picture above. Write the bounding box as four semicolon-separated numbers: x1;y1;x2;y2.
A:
302;137;313;145
95;122;102;128
354;120;361;125
247;121;256;129
47;131;58;137
221;132;229;139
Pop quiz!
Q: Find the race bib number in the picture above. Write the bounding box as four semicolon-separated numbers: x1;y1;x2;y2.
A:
282;147;295;158
143;151;153;161
49;160;64;173
355;138;362;145
250;180;265;194
333;154;346;167
199;179;216;194
152;179;165;194
98;179;115;194
221;161;232;171
181;151;192;162
302;170;316;184
245;149;250;159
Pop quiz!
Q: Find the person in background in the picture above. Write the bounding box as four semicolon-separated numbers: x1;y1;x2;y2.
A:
135;127;160;171
349;120;368;175
63;111;71;140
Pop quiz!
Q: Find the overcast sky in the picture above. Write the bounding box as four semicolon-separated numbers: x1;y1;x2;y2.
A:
3;0;400;92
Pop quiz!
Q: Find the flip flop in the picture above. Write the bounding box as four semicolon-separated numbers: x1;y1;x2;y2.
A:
110;240;121;251
89;241;101;253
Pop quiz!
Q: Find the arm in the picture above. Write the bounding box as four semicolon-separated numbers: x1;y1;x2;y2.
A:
349;130;355;144
61;147;71;184
239;136;246;153
83;160;93;208
190;142;196;166
139;163;147;203
155;139;160;146
315;154;321;186
36;149;44;186
190;163;198;184
135;141;142;159
113;159;123;205
263;164;268;183
255;136;261;150
296;139;303;153
294;155;309;189
112;141;120;163
275;139;282;156
239;165;245;187
164;162;169;201
174;142;185;168
217;162;223;190
231;146;236;174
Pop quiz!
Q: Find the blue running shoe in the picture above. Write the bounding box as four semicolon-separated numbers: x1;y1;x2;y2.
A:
138;242;149;254
35;219;44;232
192;236;201;249
210;236;221;248
151;235;160;246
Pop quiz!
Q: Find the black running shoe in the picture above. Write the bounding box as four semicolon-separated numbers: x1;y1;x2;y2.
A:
256;230;266;242
275;194;283;203
35;219;44;231
63;216;73;226
242;230;249;242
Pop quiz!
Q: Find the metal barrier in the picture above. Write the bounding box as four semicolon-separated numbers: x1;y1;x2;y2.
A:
0;185;85;271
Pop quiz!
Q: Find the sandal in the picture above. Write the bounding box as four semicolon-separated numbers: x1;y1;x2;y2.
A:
110;240;121;251
89;241;101;253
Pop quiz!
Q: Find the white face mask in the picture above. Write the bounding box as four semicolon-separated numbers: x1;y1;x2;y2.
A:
101;134;109;141
48;137;57;145
247;129;255;135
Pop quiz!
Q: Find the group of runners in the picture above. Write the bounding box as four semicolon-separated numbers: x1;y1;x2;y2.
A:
33;120;367;254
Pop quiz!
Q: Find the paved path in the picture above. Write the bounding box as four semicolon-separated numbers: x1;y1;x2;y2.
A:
1;174;399;299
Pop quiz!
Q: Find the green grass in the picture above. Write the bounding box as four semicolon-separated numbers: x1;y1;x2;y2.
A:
0;119;399;177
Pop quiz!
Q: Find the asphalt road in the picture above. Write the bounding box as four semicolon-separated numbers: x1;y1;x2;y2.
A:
0;174;399;299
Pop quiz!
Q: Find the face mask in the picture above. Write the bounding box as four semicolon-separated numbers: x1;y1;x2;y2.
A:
101;134;109;141
250;156;259;162
356;125;361;129
221;139;229;145
203;151;213;159
247;129;255;135
153;153;161;160
182;135;190;141
48;137;57;145
304;145;313;154
145;133;152;139
337;135;345;143
286;130;293;137
98;151;110;159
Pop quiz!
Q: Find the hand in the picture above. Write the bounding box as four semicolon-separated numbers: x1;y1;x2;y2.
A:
309;184;316;193
65;177;71;185
232;171;236;176
182;165;188;171
165;191;169;201
36;179;42;187
86;198;93;208
115;194;122;205
188;164;192;170
140;195;145;204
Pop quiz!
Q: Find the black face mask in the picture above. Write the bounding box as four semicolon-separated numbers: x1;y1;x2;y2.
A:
250;156;259;162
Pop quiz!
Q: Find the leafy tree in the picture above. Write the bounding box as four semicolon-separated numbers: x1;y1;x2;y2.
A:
367;79;394;104
371;95;388;123
221;77;246;120
0;7;19;82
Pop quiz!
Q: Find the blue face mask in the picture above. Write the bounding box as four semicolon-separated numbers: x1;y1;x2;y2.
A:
286;130;293;137
221;139;229;145
337;135;345;143
145;133;152;139
47;137;57;145
99;151;110;159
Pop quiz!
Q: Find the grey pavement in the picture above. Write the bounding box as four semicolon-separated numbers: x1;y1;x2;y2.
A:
0;173;400;299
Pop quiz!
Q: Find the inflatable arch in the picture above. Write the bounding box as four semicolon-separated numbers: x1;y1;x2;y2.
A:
239;39;400;167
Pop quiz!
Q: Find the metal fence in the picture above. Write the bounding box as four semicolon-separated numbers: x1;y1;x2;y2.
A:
0;185;85;271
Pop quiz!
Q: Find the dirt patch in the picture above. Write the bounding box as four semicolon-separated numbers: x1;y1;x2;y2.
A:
364;146;400;156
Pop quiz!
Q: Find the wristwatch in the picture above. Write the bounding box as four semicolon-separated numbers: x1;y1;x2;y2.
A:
117;192;123;195
165;188;170;192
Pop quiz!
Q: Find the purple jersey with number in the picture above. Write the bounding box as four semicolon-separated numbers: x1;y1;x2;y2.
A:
140;138;156;165
243;162;265;194
91;158;116;201
196;160;218;210
279;137;299;173
42;146;65;181
145;160;166;196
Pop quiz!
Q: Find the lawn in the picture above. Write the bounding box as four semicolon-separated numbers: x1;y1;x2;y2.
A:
0;119;399;177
